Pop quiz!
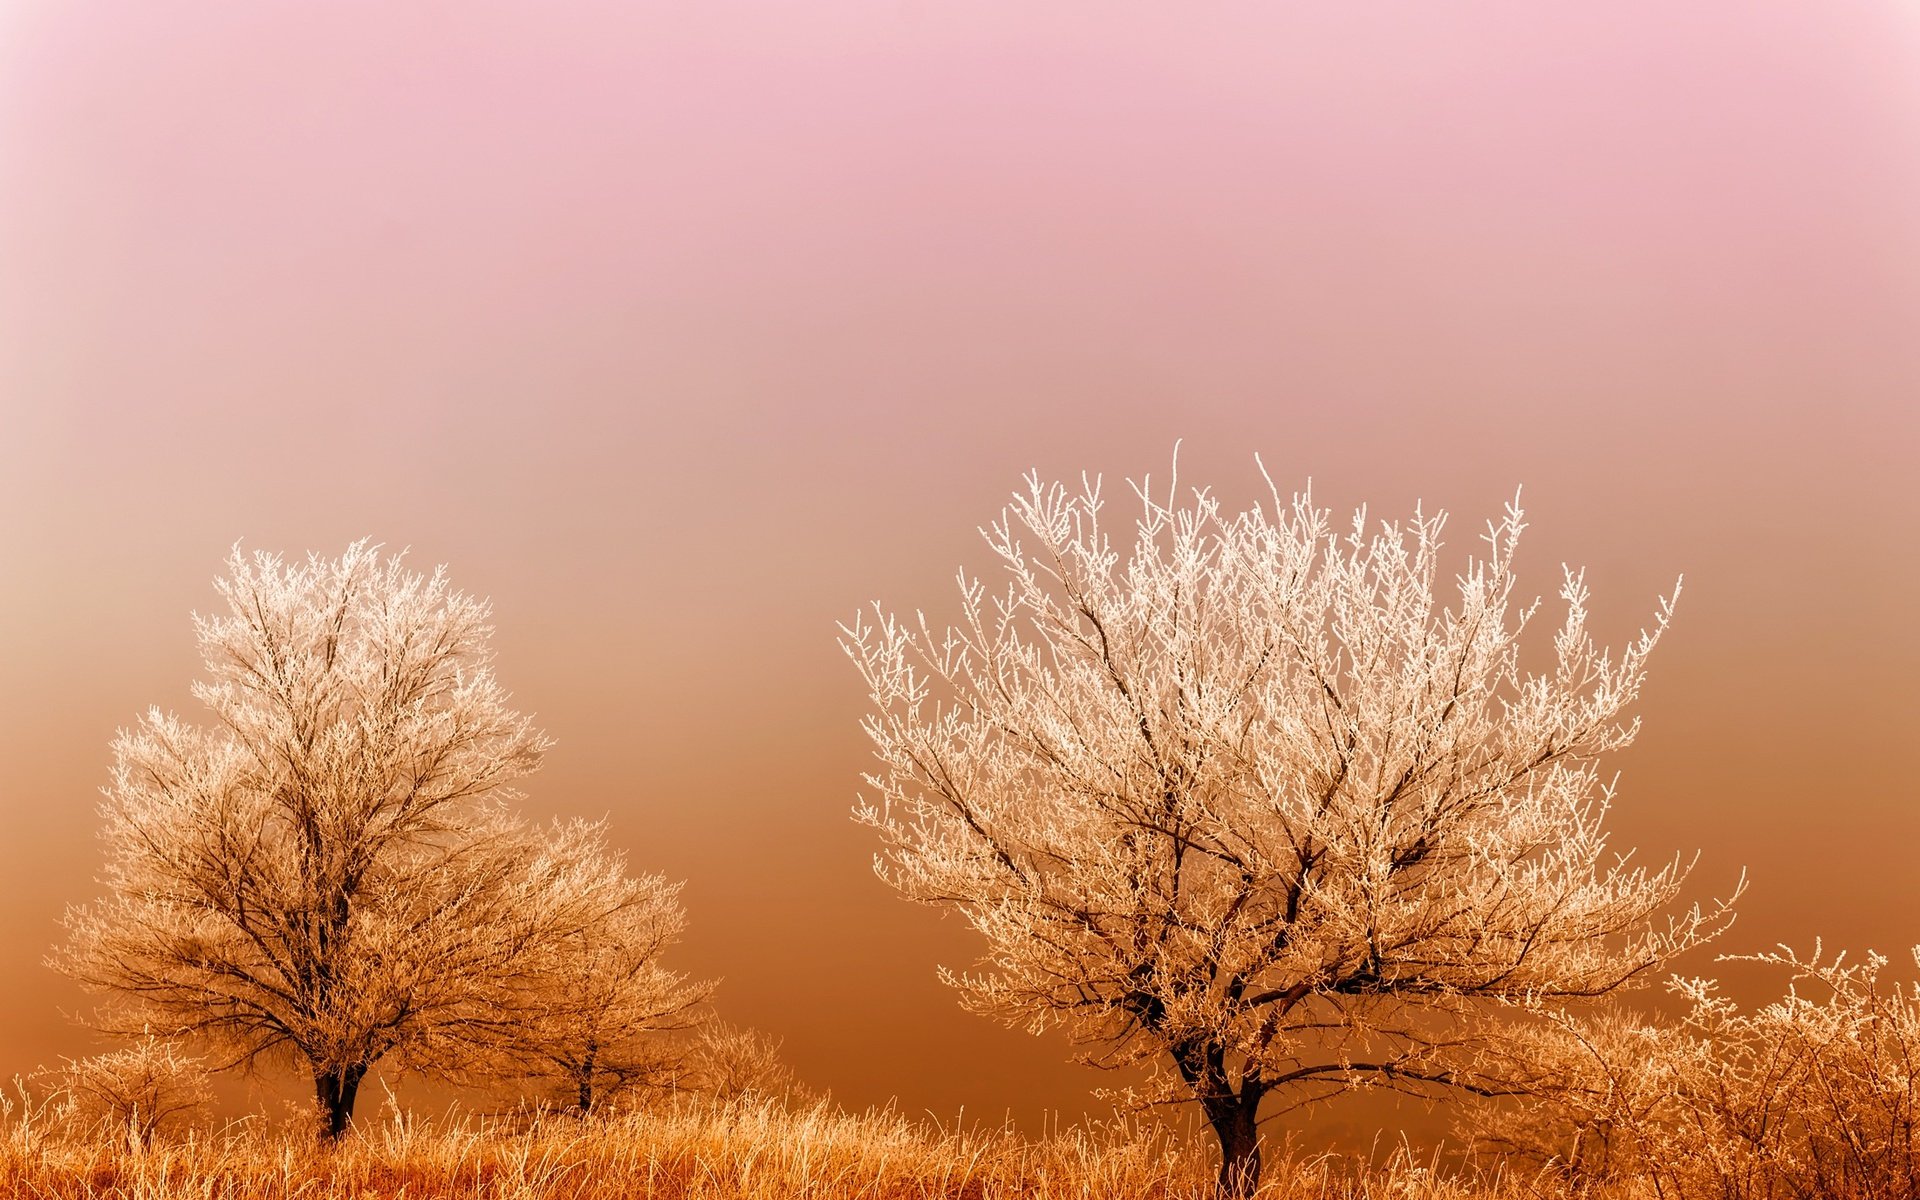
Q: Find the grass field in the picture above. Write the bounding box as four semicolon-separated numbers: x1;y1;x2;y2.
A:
1;1094;1533;1200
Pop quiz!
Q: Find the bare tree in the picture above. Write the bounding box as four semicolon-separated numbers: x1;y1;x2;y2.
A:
47;1034;211;1149
675;1021;807;1104
841;465;1737;1196
55;541;633;1140
491;836;715;1114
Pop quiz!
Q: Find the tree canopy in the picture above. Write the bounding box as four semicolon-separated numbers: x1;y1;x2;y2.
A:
56;542;663;1138
843;467;1736;1195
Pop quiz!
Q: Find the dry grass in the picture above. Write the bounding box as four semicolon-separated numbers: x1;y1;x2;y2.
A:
0;1093;1545;1200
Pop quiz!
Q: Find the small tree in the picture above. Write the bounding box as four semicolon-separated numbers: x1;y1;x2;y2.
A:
495;839;714;1114
842;465;1736;1196
56;541;632;1139
677;1022;806;1104
49;1034;211;1148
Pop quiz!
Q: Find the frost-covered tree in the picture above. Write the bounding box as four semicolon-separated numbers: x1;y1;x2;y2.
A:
491;839;714;1114
676;1021;807;1104
842;466;1736;1196
56;542;637;1140
47;1034;211;1148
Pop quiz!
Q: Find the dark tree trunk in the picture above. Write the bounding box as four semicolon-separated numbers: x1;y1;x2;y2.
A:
314;1064;366;1141
577;1042;599;1114
1170;1037;1266;1199
1203;1092;1263;1199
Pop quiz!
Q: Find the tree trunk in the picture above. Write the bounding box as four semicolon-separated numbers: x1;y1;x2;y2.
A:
1170;1036;1265;1199
1203;1092;1263;1199
577;1043;598;1114
314;1064;366;1141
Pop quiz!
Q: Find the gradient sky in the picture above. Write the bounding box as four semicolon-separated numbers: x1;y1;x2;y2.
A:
2;0;1917;1139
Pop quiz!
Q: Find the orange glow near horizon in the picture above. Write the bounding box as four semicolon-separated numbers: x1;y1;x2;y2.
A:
1;0;1916;1141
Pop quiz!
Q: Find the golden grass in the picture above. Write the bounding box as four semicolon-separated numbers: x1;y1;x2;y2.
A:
0;1095;1552;1200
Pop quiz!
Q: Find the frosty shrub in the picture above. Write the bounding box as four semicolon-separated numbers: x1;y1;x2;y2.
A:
843;463;1736;1196
48;1035;211;1149
488;836;714;1115
676;1023;807;1105
1460;1007;1682;1190
1473;945;1920;1200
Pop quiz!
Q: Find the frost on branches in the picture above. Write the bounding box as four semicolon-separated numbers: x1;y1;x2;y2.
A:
1471;945;1920;1199
54;542;685;1140
46;1034;211;1149
841;467;1736;1196
483;839;715;1115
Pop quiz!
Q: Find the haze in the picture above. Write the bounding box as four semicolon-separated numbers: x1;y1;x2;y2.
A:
2;1;1916;1135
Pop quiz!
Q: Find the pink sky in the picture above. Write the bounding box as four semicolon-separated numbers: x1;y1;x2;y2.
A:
2;1;1917;1135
